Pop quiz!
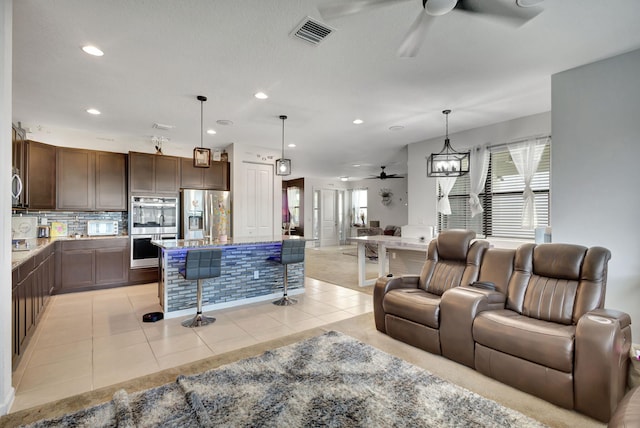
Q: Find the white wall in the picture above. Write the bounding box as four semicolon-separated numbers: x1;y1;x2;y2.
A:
407;112;551;229
1;0;14;414
552;48;640;341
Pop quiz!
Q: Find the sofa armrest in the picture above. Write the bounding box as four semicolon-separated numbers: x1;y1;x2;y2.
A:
373;275;420;333
440;286;506;368
575;308;632;422
609;386;640;428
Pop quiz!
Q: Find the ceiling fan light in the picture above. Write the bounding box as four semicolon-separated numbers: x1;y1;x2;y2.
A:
424;0;458;16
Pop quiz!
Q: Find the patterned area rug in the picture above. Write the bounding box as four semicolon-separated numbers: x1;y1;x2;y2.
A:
24;331;546;427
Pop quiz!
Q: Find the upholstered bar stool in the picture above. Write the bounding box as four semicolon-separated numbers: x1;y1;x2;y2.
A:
179;248;222;327
273;239;306;306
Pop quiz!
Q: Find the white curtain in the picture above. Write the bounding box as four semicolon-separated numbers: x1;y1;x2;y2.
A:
468;145;489;217
508;138;548;229
437;177;457;215
286;187;298;228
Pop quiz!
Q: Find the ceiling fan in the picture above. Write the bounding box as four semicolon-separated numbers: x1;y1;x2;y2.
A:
319;0;544;57
368;166;405;180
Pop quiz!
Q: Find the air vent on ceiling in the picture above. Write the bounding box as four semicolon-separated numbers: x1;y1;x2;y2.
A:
152;122;174;131
291;17;335;46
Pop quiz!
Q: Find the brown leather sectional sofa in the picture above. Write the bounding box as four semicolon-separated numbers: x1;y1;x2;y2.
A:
374;229;632;423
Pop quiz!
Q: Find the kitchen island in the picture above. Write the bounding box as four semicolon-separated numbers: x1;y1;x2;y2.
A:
152;236;306;318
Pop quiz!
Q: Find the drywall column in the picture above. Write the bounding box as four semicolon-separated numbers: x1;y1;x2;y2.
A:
0;0;15;414
552;48;640;341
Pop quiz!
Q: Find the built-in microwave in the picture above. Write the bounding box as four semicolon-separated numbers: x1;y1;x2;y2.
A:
87;220;119;236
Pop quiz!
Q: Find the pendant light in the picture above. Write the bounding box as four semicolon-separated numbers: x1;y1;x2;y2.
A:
193;95;211;168
426;109;469;177
275;115;291;176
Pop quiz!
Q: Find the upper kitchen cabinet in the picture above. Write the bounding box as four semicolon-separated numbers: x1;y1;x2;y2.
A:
180;157;229;190
57;148;94;210
25;140;56;210
129;152;180;195
95;151;127;210
57;148;127;211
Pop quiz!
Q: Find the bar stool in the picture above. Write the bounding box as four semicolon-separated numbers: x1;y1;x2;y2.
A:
179;248;222;327
273;239;306;306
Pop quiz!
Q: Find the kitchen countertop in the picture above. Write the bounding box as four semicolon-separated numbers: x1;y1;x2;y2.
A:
11;235;128;270
348;235;431;250
152;235;306;250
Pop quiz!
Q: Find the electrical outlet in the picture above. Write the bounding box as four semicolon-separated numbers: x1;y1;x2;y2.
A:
392;252;396;259
253;270;259;279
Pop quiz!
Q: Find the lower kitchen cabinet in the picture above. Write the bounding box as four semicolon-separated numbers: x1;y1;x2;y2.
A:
58;237;129;293
12;243;56;369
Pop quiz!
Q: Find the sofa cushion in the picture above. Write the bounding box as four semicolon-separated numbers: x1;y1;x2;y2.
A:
383;289;441;329
521;274;578;325
473;309;576;373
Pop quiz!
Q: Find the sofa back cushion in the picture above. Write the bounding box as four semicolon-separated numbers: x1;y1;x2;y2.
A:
476;248;515;295
419;229;488;296
506;243;611;325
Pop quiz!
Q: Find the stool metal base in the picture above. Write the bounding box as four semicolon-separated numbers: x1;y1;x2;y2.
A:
181;312;216;328
273;296;297;306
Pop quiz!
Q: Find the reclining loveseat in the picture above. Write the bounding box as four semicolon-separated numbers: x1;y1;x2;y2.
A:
374;229;632;422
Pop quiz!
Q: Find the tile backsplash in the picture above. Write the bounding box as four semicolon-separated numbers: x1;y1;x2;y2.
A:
12;211;128;236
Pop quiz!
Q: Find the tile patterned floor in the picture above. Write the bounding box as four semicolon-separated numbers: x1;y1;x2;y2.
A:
10;278;373;413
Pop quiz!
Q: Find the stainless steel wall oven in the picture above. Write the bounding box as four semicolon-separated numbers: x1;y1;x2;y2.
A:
129;196;178;268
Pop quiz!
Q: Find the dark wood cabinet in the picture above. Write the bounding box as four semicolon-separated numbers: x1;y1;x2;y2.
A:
12;244;55;369
129;152;180;195
57;148;126;211
180;157;229;190
25;140;57;209
57;147;95;210
95;151;127;210
58;238;129;293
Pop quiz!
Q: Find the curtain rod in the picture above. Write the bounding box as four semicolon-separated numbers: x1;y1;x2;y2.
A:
486;134;551;152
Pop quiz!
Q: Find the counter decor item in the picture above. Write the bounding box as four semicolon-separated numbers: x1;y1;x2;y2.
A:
50;221;68;237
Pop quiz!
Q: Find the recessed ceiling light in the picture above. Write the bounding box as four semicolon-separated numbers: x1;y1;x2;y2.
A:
352;164;361;167
340;176;349;182
353;119;364;125
254;92;268;100
389;125;405;131
86;108;101;115
207;129;216;135
216;119;234;126
288;143;296;148
82;45;104;56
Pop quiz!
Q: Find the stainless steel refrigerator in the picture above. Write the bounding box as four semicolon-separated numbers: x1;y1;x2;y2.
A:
180;189;231;240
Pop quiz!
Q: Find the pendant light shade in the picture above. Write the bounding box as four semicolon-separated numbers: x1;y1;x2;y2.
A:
276;115;291;176
426;109;469;177
193;95;211;168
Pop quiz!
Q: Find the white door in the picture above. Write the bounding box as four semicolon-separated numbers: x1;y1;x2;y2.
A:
242;162;273;236
321;189;339;246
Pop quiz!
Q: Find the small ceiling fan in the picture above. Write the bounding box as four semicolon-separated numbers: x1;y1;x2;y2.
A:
368;166;405;180
319;0;543;57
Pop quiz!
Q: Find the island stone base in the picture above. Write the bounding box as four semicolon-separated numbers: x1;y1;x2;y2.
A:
160;242;304;315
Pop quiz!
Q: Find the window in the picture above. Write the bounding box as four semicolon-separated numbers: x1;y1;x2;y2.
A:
438;142;550;239
350;189;368;226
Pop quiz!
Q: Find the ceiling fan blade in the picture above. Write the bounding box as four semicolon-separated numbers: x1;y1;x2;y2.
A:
319;0;412;21
397;10;432;58
456;0;542;25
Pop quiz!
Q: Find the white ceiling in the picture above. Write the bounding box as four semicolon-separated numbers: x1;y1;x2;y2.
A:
12;0;640;180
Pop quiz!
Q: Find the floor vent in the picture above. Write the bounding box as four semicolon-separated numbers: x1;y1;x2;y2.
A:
291;17;335;46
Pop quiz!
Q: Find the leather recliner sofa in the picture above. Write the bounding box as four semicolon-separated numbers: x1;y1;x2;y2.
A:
374;233;632;423
373;229;489;354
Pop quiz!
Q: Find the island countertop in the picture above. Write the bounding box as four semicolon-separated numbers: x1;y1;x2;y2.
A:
151;235;305;250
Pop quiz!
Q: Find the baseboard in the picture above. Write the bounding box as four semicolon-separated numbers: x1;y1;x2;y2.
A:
0;386;15;415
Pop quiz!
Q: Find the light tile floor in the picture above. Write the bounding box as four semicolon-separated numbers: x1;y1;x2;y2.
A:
10;278;373;413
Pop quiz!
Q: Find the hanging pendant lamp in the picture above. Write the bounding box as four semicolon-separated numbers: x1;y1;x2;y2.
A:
426;109;469;177
275;115;291;176
193;95;211;168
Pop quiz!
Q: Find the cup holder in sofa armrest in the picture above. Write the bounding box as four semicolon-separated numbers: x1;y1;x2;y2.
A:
470;281;496;291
